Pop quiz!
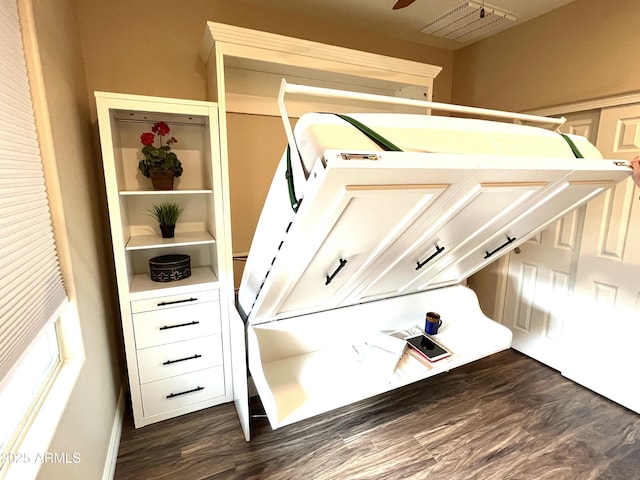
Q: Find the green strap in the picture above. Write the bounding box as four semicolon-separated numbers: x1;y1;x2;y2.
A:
286;113;402;212
285;145;302;212
332;113;403;152
560;133;584;158
288;118;585;211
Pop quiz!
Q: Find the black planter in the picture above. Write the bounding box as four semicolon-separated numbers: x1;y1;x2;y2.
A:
160;224;175;238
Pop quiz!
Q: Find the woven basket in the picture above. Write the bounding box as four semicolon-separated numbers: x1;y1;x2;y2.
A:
149;254;191;282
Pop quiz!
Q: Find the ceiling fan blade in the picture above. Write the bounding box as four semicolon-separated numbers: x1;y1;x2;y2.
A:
393;0;416;10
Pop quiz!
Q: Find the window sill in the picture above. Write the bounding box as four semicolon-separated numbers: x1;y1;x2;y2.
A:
2;304;84;480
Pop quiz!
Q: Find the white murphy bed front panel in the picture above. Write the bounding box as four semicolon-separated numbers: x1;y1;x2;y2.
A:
242;152;618;321
237;110;630;432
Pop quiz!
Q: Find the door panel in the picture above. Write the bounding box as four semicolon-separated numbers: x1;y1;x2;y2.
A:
562;103;640;412
501;113;598;369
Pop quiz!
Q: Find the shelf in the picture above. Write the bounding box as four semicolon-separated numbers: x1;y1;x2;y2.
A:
126;231;216;250
120;189;213;196
96;91;233;428
130;266;219;298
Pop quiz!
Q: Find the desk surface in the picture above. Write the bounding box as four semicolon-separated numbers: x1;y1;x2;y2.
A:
247;285;513;429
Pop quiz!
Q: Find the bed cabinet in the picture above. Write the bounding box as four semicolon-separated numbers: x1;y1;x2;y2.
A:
199;22;445;440
95;92;234;427
198;23;632;441
239;134;627;433
198;23;442;117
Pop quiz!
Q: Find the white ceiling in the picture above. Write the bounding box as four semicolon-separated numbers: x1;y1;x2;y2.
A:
234;0;576;50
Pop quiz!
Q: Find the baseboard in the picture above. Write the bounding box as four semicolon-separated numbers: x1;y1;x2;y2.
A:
102;386;125;480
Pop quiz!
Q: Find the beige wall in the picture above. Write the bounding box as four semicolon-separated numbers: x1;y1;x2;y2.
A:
226;113;288;282
74;0;453;103
28;0;123;479
452;0;640;112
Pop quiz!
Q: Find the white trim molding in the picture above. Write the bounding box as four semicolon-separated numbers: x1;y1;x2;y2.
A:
527;91;640;117
102;387;125;480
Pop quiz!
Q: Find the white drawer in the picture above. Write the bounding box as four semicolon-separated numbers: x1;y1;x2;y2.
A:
130;289;219;314
132;301;220;349
137;335;223;384
141;366;225;418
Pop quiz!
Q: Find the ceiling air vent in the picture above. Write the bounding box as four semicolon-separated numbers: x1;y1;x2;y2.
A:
420;1;517;43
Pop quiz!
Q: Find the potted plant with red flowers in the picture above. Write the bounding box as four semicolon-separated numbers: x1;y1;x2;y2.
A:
138;121;183;190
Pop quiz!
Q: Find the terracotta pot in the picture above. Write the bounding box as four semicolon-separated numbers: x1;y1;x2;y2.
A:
149;169;175;191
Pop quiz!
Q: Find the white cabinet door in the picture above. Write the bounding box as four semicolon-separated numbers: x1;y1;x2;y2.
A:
561;104;640;413
252;157;480;321
501;113;599;369
277;183;449;315
352;181;549;303
431;176;613;288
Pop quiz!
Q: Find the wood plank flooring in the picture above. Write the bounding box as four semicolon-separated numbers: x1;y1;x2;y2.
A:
114;350;640;479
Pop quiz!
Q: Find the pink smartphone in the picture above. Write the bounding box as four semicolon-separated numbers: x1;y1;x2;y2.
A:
406;335;451;362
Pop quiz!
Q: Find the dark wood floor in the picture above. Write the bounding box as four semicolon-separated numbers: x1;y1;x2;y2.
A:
114;349;640;479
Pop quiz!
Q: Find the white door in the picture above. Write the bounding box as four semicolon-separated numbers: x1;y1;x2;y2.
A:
561;104;640;413
501;112;599;369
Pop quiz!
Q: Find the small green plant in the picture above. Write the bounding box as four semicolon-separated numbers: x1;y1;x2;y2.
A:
147;202;184;226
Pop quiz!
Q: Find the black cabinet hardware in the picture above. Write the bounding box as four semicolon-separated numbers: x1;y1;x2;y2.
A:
157;297;198;307
416;245;445;270
159;320;200;331
162;354;202;365
484;236;516;259
325;258;348;285
166;386;204;399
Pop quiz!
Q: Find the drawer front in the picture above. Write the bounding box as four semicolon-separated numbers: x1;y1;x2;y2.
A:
141;366;225;418
131;289;219;314
133;301;220;349
137;335;223;384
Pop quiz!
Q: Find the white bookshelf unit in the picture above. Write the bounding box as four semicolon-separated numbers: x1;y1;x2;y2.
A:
95;91;234;427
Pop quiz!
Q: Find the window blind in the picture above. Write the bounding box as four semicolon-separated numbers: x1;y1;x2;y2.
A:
0;0;67;382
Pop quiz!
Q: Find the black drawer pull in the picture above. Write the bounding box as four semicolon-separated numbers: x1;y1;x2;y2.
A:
416;245;445;270
484;236;517;259
163;354;202;366
157;297;198;307
166;386;204;399
159;320;200;331
325;258;348;285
